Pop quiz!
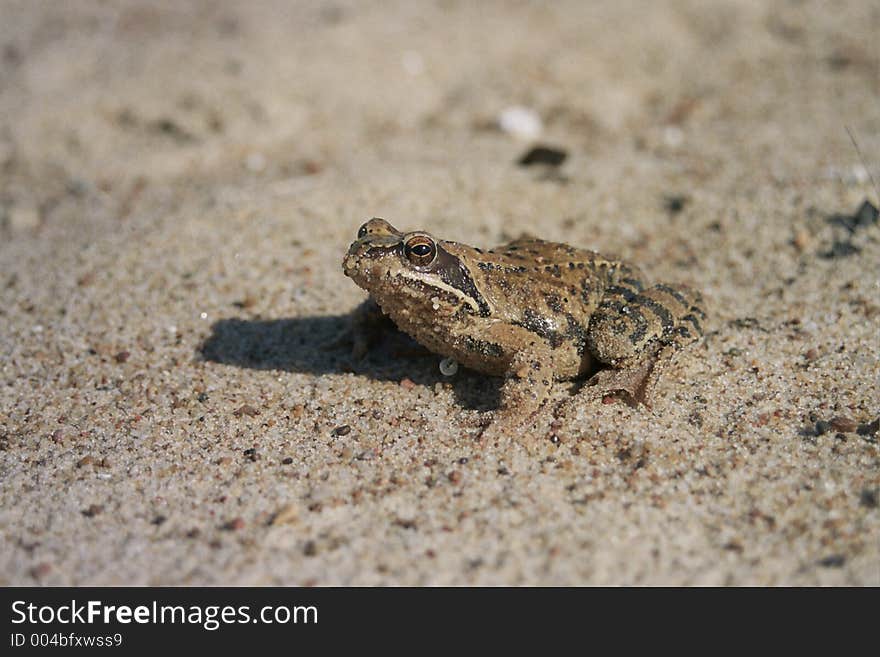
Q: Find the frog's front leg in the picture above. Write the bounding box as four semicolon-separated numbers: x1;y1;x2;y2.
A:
460;322;557;443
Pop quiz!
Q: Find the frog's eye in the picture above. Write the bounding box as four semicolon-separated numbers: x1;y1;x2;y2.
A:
357;223;369;239
404;236;437;266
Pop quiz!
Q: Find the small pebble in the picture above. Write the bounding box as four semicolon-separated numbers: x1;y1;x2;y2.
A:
400;378;416;389
222;517;245;531
829;416;857;433
817;554;845;568
281;457;294;465
76;455;96;468
498;106;543;141
664;195;689;214
30;563;52;578
114;351;130;363
439;357;459;376
270;504;300;526
233;404;259;417
82;504;104;518
331;425;351;437
518;145;567;167
857;418;879;437
792;229;811;251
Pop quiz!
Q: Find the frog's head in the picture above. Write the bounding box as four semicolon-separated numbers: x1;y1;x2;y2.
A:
343;218;490;317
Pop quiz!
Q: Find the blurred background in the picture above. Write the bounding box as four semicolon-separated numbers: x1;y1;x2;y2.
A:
2;0;877;240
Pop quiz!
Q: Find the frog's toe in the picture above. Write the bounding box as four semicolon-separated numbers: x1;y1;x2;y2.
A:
587;358;657;407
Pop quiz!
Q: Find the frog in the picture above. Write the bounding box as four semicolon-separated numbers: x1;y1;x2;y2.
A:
342;217;706;439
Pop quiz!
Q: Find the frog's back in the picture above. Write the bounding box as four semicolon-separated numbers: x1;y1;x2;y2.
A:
442;238;616;363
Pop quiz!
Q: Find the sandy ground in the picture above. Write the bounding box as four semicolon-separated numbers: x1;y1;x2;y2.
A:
1;0;878;585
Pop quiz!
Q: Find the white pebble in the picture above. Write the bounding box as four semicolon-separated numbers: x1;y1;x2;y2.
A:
499;106;543;141
439;357;459;377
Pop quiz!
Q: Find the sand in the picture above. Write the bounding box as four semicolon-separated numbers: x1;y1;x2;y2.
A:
1;0;878;585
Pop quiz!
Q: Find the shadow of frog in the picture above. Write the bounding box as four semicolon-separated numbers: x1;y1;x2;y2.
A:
197;315;501;412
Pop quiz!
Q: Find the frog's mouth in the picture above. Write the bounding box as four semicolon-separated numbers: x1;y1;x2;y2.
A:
342;238;401;282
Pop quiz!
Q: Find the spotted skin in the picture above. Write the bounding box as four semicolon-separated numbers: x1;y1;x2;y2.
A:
343;218;706;438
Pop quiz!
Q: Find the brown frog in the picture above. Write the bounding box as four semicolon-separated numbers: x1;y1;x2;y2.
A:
342;218;705;437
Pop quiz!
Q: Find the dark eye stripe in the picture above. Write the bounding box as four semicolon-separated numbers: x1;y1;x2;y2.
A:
434;246;491;316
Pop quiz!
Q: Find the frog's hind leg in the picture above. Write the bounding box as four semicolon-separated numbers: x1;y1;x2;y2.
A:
586;282;705;403
588;283;704;366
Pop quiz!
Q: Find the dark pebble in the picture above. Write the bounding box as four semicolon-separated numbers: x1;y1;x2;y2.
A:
281;457;294;465
82;504;104;518
151;515;167;526
114;351;130;363
859;488;878;509
663;195;689;214
303;540;317;556
826;199;879;233
856;418;879;437
817;554;846;568
331;425;351;437
819;240;860;259
518;145;568;167
243;447;258;462
197;392;209;403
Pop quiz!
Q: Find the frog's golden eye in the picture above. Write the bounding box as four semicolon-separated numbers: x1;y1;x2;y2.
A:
357;223;369;239
404;236;437;266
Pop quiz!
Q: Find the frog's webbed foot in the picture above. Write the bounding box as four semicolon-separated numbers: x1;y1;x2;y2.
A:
587;356;658;407
325;298;393;359
586;338;693;407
